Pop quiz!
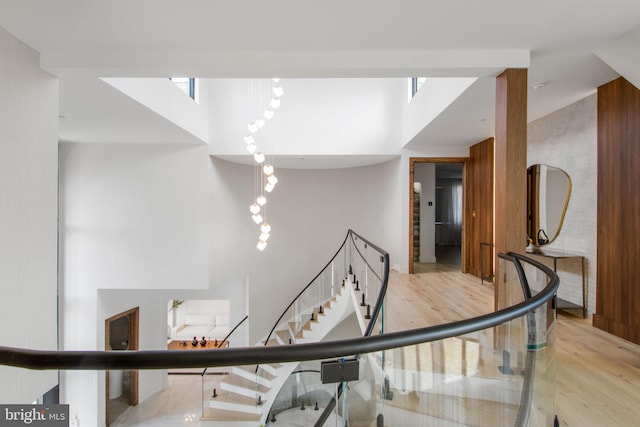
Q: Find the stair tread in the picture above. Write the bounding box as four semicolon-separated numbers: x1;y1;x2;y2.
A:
223;373;270;393
210;389;263;406
235;364;277;381
201;407;262;422
276;329;293;344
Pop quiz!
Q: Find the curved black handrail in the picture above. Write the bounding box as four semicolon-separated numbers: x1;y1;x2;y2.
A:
346;231;389;337
201;315;248;376
0;252;558;370
314;233;389;426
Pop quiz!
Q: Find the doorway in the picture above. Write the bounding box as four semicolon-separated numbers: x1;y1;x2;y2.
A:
105;307;139;426
409;158;467;274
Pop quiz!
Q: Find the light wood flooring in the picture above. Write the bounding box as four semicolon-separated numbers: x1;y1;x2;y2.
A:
113;262;640;426
389;264;640;427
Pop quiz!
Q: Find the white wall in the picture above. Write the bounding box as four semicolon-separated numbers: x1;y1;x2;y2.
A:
0;26;59;404
414;163;436;263
58;142;211;426
209;157;403;344
59;143;210;292
528;94;597;314
207;78;404;156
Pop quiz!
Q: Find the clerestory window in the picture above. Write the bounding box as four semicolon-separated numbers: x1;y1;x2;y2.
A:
170;77;198;102
409;77;427;100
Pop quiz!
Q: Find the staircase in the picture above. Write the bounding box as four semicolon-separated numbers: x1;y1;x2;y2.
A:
203;277;361;426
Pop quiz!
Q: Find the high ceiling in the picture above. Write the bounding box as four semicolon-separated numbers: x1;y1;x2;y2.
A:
1;0;639;157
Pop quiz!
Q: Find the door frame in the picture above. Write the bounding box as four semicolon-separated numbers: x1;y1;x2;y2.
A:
409;157;468;274
105;307;140;426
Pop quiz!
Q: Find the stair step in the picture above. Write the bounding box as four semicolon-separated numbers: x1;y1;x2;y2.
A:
220;373;270;399
201;406;262;423
209;388;264;407
208;388;265;414
232;365;276;386
276;329;293;345
260;363;284;376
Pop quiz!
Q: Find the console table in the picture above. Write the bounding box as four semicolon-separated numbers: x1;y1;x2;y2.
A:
525;248;587;318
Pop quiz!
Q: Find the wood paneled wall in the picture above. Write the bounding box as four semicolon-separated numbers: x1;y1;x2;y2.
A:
464;138;494;278
594;77;640;344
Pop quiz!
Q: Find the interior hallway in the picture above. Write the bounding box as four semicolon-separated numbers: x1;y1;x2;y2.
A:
113;267;640;426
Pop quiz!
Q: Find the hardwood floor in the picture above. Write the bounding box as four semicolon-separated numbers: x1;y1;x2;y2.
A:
386;268;640;427
114;265;640;426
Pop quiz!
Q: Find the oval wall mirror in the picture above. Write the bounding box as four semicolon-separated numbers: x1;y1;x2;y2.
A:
527;164;571;246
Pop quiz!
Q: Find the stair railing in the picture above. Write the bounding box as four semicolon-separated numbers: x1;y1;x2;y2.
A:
257;231;351;357
314;231;389;426
251;229;388;417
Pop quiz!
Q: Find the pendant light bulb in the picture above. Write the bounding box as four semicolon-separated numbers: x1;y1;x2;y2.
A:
253;152;265;164
272;77;280;83
244;135;255;145
257;195;267;206
246;143;257;154
248;122;258;133
250;203;261;214
267;174;278;185
263;109;274;120
257;240;267;251
264;182;275;193
273;85;284;97
251;214;263;224
263;164;274;176
270;97;281;109
261;222;271;234
259;232;270;242
256;118;265;129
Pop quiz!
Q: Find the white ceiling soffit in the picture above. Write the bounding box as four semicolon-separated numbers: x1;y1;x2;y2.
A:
213;154;400;170
101;78;209;143
39;50;528;79
59;78;205;145
404;78;496;150
594;27;640;91
403;77;479;149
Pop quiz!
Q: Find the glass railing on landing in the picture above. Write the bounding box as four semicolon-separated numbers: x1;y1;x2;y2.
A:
276;253;557;427
0;232;558;427
267;365;336;425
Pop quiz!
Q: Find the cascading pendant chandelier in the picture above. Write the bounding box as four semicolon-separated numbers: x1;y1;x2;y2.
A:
246;78;283;251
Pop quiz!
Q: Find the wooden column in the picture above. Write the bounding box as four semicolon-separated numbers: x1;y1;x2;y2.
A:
594;77;640;344
494;69;528;311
